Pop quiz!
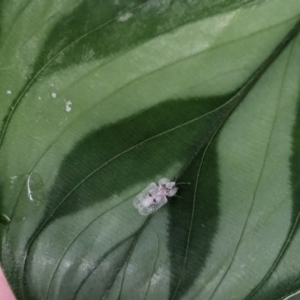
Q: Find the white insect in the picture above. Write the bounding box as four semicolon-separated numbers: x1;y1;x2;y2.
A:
133;178;178;216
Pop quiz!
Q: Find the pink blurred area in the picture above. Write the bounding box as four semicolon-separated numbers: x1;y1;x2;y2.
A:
0;267;16;300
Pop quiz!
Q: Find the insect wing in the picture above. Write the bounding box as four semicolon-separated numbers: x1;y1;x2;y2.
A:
138;205;153;216
151;196;168;212
133;182;157;208
138;196;168;215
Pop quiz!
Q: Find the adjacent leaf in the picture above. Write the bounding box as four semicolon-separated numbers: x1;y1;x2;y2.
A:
1;0;300;299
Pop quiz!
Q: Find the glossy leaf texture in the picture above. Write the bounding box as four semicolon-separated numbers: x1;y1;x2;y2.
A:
1;0;300;299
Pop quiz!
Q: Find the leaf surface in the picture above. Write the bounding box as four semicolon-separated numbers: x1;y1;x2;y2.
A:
1;0;300;299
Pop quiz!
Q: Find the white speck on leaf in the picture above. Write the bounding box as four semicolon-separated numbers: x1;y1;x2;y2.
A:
50;83;54;87
27;173;34;201
10;176;17;185
62;260;72;268
150;267;165;286
118;12;133;22
66;101;72;112
51;92;57;98
6;90;12;94
38;96;41;100
82;49;95;61
151;273;160;286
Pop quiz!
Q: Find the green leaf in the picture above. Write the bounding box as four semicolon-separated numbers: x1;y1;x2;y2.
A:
1;0;300;299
